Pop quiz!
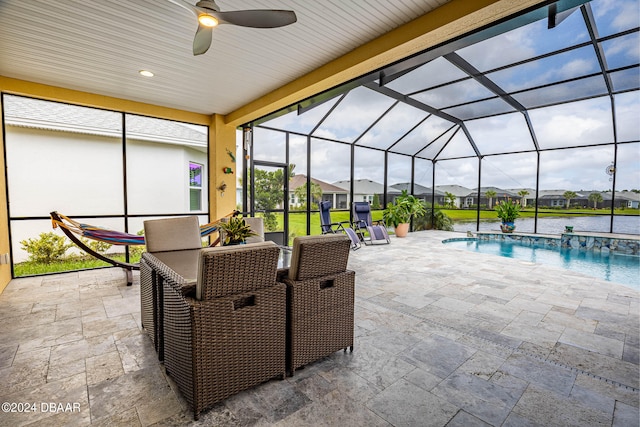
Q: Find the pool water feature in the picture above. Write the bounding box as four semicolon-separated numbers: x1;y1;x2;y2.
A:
443;238;640;290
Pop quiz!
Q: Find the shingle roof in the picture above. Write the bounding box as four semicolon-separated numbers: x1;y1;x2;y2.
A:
289;174;347;193
3;95;206;147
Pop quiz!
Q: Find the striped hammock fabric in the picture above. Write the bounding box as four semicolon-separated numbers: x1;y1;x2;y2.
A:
51;212;229;246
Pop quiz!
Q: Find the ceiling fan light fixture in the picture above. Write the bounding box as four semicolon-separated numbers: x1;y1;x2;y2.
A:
198;14;218;27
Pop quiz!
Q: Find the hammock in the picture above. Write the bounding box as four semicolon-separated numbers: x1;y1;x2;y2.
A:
51;211;227;245
49;211;235;285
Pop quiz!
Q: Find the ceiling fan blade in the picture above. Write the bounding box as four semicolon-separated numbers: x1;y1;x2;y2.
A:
166;0;200;18
193;24;213;55
213;10;297;28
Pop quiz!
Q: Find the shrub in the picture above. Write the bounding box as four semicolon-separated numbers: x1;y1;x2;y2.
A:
20;232;73;264
79;237;112;254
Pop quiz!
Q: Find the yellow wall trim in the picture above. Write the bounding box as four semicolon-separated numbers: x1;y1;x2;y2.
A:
0;76;210;125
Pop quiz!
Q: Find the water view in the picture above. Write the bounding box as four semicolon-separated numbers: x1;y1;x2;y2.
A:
454;215;640;235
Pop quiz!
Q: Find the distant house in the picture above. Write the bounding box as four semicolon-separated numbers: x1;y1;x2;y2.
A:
391;183;443;204
333;179;400;209
473;187;521;208
616;191;640;209
434;185;474;208
289;174;348;209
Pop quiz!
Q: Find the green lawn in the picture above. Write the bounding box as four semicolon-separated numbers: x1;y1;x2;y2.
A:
14;253;141;277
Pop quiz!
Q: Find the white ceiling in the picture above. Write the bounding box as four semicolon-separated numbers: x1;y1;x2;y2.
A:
0;0;452;116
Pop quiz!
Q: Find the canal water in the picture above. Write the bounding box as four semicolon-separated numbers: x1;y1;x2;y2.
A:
454;215;640;235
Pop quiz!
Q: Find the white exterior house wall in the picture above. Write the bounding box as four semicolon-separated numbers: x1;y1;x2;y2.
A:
6;126;208;262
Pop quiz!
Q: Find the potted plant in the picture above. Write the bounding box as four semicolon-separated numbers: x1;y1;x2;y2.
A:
382;190;426;237
494;199;521;233
219;217;257;245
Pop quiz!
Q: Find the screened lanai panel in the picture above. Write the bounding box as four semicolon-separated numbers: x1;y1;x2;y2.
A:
413;157;434;192
434;158;478;207
385;57;467;94
591;0;640;37
356;103;429;150
613;142;640;234
289;134;307;175
393;115;455;156
262;97;340;134
388;153;412;191
312;86;395;142
610;68;640;92
126;115;208;215
529;96;614;149
615;143;640;193
513;75;609;109
288;134;308;238
253;127;286;163
600;32;640;70
539;146;614;233
353;147;385;207
486;45;601;93
615;91;640;142
456;5;590;72
310;138;351;209
464;113;535;155
411;78;495;110
415;126;458;159
482;153;537;191
4;95;124;217
435;129;477;159
443;97;515;121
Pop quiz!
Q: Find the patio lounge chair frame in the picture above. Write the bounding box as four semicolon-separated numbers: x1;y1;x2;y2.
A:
319;201;361;250
351;202;390;245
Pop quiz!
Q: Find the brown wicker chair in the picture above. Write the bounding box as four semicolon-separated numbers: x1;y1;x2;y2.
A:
141;216;201;359
162;241;286;420
280;234;355;375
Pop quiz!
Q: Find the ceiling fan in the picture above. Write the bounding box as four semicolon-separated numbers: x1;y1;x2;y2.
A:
167;0;297;55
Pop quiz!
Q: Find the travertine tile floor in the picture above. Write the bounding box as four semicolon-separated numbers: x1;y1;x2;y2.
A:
0;230;638;426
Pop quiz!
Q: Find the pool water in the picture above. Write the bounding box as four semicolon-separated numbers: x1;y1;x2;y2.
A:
443;239;640;290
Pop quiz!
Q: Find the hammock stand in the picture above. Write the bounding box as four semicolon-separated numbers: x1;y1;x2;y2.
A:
50;211;234;285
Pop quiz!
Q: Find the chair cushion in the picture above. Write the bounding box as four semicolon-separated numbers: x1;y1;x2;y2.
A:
288;234;351;281
243;217;265;244
196;241;279;300
144;216;201;253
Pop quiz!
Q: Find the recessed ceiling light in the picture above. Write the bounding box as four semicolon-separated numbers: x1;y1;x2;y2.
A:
139;70;154;77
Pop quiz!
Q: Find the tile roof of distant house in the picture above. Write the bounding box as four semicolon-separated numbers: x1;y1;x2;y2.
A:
289;174;347;193
391;182;443;196
434;184;473;197
3;95;206;147
333;179;401;194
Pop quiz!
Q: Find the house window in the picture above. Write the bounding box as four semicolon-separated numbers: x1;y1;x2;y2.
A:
189;162;203;211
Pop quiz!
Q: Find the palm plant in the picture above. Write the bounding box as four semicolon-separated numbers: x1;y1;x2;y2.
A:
485;190;496;209
563;191;577;209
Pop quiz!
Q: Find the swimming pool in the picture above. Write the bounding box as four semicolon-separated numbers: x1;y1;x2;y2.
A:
443;238;640;290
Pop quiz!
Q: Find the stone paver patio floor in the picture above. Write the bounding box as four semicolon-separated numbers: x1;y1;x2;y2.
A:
0;230;638;426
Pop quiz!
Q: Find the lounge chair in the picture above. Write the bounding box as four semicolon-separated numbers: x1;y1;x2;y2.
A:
352;202;390;245
319;200;360;250
279;234;355;375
